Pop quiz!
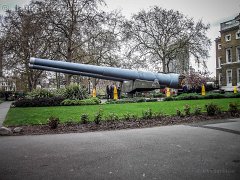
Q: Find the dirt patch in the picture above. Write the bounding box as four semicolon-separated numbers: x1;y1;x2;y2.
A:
7;111;240;136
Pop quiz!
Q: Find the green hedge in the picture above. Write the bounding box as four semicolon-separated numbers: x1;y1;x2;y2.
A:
105;98;158;104
164;92;240;101
13;97;65;107
13;97;101;107
61;97;101;106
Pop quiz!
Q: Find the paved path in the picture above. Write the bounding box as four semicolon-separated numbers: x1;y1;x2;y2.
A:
0;118;239;180
0;101;12;127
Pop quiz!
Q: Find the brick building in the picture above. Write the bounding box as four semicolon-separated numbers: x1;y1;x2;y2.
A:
216;14;240;91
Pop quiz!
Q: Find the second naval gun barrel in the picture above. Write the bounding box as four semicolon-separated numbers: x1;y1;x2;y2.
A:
29;57;183;89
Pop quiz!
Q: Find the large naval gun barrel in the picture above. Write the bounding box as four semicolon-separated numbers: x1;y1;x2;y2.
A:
29;64;126;82
29;57;184;93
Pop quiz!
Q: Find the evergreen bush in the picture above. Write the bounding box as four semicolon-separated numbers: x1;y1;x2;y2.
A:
81;114;89;124
205;103;221;116
48;116;60;129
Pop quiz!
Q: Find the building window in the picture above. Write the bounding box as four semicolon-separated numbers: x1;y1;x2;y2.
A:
226;48;232;63
219;73;222;86
218;44;221;50
226;69;232;86
236;30;240;39
237;69;240;85
218;57;221;68
225;34;231;42
237;46;240;62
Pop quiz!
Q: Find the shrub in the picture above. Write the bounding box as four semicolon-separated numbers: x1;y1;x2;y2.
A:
48;116;60;129
106;98;136;104
53;88;66;97
193;106;202;115
14;97;100;107
142;108;153;119
123;112;132;120
136;98;146;102
164;97;174;101
81;114;89;124
164;92;240;101
224;92;240;98
91;97;101;104
145;98;158;102
175;93;201;100
64;84;89;100
183;104;191;116
132;114;138;120
64;120;75;125
153;111;165;119
13;97;65;107
205;103;221;116
94;109;103;124
228;102;239;116
123;112;139;120
205;93;225;99
27;89;54;99
105;98;158;104
153;92;164;98
176;109;183;117
61;97;100;106
107;113;119;121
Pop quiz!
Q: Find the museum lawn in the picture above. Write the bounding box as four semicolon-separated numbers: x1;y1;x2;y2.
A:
4;98;240;126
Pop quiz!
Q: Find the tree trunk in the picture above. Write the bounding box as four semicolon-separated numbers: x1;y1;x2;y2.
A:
162;57;166;73
66;74;72;86
27;76;33;92
92;78;97;89
66;39;73;85
56;72;60;89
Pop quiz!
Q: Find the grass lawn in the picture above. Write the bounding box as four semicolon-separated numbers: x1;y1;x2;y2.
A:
4;98;240;126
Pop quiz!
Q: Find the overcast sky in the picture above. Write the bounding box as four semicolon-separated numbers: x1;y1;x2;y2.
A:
0;0;240;76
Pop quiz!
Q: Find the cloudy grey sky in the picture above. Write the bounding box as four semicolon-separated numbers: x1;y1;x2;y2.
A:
0;0;240;75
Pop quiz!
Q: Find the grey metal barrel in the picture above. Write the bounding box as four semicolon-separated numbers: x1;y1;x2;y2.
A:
30;57;182;88
29;64;126;82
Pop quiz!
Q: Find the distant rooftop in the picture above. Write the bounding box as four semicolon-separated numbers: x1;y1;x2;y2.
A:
220;13;240;31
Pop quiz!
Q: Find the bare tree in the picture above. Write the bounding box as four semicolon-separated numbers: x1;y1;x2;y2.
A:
0;1;56;91
42;0;108;85
82;10;124;87
122;6;211;73
1;0;123;89
85;10;123;66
